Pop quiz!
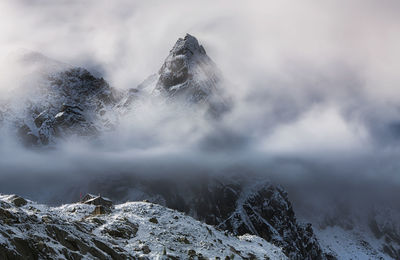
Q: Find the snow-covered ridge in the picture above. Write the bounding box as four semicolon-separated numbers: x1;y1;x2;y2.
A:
0;194;287;259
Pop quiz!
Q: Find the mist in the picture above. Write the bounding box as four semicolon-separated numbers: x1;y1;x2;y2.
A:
0;0;400;223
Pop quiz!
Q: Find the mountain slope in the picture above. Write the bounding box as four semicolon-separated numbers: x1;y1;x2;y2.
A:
0;194;287;259
83;174;328;259
154;34;220;101
301;205;400;259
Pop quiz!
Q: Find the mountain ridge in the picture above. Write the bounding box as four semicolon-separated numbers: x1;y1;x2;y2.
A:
0;194;287;259
0;34;229;146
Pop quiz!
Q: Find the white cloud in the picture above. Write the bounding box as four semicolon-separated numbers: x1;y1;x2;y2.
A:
261;105;370;155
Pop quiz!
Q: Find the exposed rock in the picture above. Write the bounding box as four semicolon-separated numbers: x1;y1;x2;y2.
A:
187;249;196;257
52;104;97;137
177;237;191;244
41;215;53;224
3;66;119;145
148;34;230;116
142;245;151;254
9;195;27;207
92;239;126;260
149;217;158;224
103;221;138;239
0;207;19;224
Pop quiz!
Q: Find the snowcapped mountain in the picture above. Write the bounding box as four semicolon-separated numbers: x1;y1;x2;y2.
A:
0;194;287;259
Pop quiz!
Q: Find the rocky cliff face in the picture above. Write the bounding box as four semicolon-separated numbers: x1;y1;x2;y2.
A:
35;68;117;144
155;34;220;102
1;67;118;146
143;34;230;116
213;182;325;260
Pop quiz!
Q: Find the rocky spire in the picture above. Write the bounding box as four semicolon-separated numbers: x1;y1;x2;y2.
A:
167;33;207;58
155;34;221;103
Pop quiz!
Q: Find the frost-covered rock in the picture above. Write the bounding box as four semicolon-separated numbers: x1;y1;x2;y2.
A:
89;175;327;259
213;181;325;260
1;67;118;145
0;194;287;259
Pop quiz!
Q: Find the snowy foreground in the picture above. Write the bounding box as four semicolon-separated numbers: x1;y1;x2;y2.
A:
0;194;287;259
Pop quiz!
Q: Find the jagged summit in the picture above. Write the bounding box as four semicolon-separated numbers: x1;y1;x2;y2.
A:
154;34;222;104
167;33;207;58
116;34;230;115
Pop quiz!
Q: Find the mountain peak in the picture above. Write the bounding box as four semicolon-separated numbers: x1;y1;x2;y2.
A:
169;33;207;57
155;34;220;104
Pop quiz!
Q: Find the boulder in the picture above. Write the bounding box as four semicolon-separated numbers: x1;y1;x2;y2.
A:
10;195;27;207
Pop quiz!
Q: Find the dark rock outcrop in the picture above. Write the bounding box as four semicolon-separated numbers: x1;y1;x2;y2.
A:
155;34;220;102
183;179;325;259
152;34;230;116
0;198;128;259
13;67;117;145
9;195;27;207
